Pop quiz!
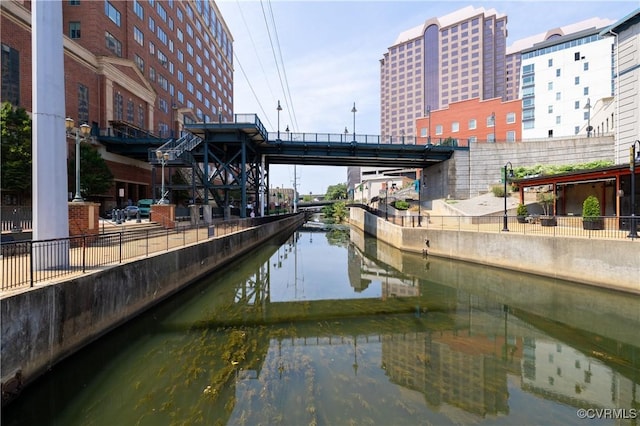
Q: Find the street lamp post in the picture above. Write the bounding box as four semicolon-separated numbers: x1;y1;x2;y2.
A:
491;112;496;143
385;181;390;221
628;140;640;238
156;150;170;204
418;178;424;226
65;118;91;202
503;162;514;231
427;105;431;145
351;102;357;141
277;100;282;140
285;125;290;141
344;126;348;142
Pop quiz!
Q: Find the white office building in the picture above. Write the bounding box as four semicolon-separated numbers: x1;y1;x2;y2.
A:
519;18;614;139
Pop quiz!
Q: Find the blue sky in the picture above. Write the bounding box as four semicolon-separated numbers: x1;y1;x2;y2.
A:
217;0;636;195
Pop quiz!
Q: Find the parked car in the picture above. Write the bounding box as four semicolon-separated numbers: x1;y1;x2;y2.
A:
123;205;140;219
137;199;154;217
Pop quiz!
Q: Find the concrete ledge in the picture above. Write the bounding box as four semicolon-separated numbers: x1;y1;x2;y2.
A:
1;215;304;405
350;207;639;295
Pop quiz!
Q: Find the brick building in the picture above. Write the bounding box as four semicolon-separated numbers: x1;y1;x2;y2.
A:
415;97;522;145
1;0;233;211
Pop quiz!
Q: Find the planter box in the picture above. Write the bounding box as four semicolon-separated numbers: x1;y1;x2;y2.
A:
540;216;557;227
583;219;604;230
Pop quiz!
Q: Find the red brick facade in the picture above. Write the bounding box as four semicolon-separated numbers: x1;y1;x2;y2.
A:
68;202;100;237
416;97;522;146
1;0;234;212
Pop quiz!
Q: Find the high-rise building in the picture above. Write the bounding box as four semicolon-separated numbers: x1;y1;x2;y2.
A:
380;6;508;139
518;18;614;139
1;0;234;209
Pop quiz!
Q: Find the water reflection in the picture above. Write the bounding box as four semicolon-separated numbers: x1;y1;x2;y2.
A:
3;227;639;425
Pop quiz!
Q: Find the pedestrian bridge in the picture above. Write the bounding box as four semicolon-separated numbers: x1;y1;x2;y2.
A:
98;114;466;216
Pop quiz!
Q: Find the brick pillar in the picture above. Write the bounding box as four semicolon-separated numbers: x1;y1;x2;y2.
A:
68;202;101;237
151;204;175;229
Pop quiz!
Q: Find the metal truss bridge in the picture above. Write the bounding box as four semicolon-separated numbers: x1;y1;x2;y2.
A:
98;114;464;217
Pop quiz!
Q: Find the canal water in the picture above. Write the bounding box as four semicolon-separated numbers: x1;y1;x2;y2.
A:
3;225;639;425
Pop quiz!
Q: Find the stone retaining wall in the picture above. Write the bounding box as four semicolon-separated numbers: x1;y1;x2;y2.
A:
1;215;304;405
350;207;639;295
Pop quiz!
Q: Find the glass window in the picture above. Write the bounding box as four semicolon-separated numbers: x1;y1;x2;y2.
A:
156;2;167;21
133;0;143;19
114;92;123;120
134;26;144;45
556;69;560;77
555;92;561;101
575;101;580;109
584;87;589;95
134;54;144;72
69;22;81;39
78;84;89;124
548;105;553;113
468;118;476;130
506;131;515;142
127;99;134;122
548;58;552;67
451;122;459;132
105;31;122;57
487;115;495;127
583;62;589;71
548;81;553;90
138;104;144;128
506;112;516;124
148;16;155;32
575;76;580;85
435;124;443;135
157;27;168;45
556;116;561;124
105;1;121;26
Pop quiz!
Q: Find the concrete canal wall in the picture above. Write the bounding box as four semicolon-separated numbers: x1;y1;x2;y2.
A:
1;215;304;404
350;208;639;295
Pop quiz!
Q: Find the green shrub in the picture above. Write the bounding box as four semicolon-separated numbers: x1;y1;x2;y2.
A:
516;203;528;216
394;200;410;210
491;185;506;197
582;195;601;221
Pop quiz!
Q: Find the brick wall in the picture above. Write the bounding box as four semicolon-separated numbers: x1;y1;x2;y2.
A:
68;202;100;237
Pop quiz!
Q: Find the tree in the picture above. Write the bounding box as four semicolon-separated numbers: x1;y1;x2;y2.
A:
325;183;347;200
0;102;32;204
68;144;114;199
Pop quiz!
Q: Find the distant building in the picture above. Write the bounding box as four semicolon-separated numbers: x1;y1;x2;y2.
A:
600;8;640;165
519;18;615;139
380;5;509;139
416;97;522;145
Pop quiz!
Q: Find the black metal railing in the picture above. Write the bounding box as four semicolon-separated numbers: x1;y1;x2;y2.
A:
373;210;639;240
0;217;268;291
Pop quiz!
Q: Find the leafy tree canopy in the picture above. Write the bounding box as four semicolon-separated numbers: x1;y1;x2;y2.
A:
325;183;347;200
1;102;32;199
68;144;114;198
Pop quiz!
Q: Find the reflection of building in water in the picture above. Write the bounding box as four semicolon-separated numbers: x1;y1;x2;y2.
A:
522;339;638;417
347;243;419;296
381;331;510;417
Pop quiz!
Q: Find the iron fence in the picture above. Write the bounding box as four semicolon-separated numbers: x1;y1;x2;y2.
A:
0;219;256;291
1;206;32;232
371;208;639;241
